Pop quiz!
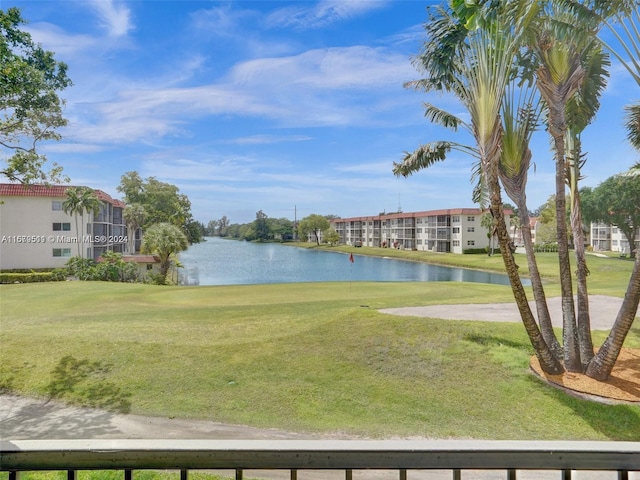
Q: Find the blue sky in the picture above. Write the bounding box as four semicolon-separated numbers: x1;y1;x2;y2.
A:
10;0;640;225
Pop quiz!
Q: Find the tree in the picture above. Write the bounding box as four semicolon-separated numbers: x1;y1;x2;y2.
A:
254;210;269;242
1;7;72;184
558;0;640;379
123;203;146;254
399;0;640;381
395;1;564;374
217;215;230;236
298;214;330;245
140;222;188;284
206;220;218;236
117;172;200;244
480;212;495;255
324;228;340;246
62;187;101;258
582;171;640;258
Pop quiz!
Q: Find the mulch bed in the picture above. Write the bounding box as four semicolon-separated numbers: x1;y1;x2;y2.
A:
530;348;640;404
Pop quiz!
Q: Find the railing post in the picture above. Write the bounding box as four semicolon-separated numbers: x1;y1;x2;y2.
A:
235;468;243;480
290;469;297;480
453;469;461;480
507;469;516;480
619;471;629;480
67;470;77;480
562;469;572;480
124;469;132;480
345;469;353;480
180;469;188;480
9;472;19;480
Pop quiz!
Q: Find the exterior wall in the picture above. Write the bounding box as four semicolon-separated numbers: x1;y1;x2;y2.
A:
591;222;639;254
0;184;128;270
0;195;90;269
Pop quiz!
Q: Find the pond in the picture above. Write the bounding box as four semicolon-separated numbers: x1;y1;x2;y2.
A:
179;237;523;287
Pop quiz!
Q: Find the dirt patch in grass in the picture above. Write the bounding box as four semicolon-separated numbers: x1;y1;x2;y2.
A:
530;348;640;404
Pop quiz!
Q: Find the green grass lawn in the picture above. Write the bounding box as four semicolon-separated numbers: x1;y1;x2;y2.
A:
2;252;639;440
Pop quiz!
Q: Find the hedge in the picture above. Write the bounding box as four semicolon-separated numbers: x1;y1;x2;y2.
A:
0;271;66;284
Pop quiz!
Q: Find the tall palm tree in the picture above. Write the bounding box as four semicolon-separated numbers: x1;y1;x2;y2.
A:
556;0;640;380
518;0;599;372
498;80;564;359
563;40;610;368
123;203;146;254
396;2;564;374
140;222;188;284
62;187;82;257
78;187;101;259
62;186;101;258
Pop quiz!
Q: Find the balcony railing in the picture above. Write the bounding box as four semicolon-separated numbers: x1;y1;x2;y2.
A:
1;440;639;480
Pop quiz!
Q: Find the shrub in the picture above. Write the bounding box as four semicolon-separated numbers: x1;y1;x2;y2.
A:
463;248;487;254
0;272;63;283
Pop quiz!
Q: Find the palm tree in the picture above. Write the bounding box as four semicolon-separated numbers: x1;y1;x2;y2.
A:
555;0;640;380
563;39;610;368
123;203;146;254
62;186;101;258
519;0;598;372
62;187;82;257
140;222;188;284
498;80;564;359
395;2;564;374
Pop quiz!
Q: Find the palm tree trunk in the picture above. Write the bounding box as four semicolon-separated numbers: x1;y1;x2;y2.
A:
74;213;81;258
552;126;581;372
585;249;640;380
570;183;594;368
536;63;584;372
516;199;563;360
484;123;564;375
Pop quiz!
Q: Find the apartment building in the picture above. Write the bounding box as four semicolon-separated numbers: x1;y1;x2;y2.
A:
590;222;639;254
331;208;511;254
0;183;128;270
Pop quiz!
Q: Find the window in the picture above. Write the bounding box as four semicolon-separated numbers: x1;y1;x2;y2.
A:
417;228;422;233
52;201;62;210
467;216;475;222
467;240;475;246
53;223;71;231
467;227;475;233
53;248;71;257
147;264;153;271
452;216;460;223
453;227;460;234
453;240;460;247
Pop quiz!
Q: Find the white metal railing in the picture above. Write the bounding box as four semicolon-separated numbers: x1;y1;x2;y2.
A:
1;440;639;480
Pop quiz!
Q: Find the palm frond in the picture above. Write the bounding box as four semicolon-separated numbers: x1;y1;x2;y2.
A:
624;102;640;151
423;104;466;131
393;141;478;178
566;39;610;131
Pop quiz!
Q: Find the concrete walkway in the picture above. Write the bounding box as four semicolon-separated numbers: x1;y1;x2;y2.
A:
380;295;636;330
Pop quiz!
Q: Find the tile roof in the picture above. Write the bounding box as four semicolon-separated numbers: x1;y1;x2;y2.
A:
0;183;126;207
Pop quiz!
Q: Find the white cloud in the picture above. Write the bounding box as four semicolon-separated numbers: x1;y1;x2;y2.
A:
25;23;96;57
228;135;313;145
88;0;133;38
61;44;419;145
266;0;389;30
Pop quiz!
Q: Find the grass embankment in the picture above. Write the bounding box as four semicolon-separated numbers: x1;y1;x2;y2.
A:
1;255;639;440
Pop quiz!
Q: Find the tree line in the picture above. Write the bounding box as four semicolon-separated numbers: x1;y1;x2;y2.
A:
204;211;339;245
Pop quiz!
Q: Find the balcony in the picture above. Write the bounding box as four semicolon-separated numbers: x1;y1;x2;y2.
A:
2;440;639;480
